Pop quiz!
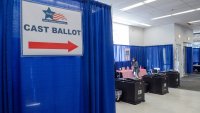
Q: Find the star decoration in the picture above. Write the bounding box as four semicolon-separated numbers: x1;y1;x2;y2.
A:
43;7;55;19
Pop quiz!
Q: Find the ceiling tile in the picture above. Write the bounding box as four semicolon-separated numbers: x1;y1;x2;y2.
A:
97;0;200;30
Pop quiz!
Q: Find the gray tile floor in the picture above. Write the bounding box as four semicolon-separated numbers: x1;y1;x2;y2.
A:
116;88;200;113
179;74;200;91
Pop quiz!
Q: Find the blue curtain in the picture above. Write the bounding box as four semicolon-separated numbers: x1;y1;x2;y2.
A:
81;1;115;113
0;0;3;112
130;46;145;67
1;0;115;113
113;45;146;69
193;48;200;64
113;44;173;71
114;61;131;70
145;46;163;70
185;47;193;74
164;45;174;70
1;0;16;112
144;45;173;71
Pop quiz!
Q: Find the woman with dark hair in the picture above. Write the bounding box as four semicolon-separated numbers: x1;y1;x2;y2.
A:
132;58;139;78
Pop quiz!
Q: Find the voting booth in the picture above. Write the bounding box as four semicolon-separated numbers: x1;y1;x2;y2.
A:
0;0;115;113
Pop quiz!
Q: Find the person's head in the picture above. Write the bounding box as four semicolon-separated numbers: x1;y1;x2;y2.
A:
132;58;137;61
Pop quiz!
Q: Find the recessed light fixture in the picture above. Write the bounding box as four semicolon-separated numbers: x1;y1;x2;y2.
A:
113;17;151;27
152;8;200;20
188;20;200;24
120;0;157;11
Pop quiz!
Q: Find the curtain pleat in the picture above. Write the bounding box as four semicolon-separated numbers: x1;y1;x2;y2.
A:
193;48;200;64
185;47;193;74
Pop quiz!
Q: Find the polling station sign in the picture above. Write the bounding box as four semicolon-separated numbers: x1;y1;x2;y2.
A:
22;0;83;56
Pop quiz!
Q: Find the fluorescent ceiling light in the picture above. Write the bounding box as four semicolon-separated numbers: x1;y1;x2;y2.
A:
113;17;151;27
121;3;144;11
188;20;200;24
144;0;157;4
136;22;152;27
120;0;157;11
152;8;200;20
152;15;172;20
172;9;195;16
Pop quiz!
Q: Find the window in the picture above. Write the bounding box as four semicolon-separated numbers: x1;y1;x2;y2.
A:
113;23;129;45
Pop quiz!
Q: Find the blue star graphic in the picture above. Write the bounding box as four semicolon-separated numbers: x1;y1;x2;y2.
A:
43;7;55;19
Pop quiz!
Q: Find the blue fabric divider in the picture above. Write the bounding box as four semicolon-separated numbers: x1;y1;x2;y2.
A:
1;0;115;113
0;0;3;112
144;45;173;71
113;45;146;70
165;45;174;70
144;45;163;70
185;47;193;74
81;1;115;113
114;61;131;70
1;0;16;112
130;46;145;68
114;44;173;71
193;48;200;64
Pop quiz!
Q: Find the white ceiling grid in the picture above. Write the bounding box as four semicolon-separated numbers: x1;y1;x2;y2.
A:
98;0;200;31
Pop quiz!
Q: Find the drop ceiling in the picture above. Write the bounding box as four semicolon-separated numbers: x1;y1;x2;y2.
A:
97;0;200;31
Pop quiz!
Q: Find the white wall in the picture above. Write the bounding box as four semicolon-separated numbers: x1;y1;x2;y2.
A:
129;26;144;46
113;23;130;45
174;24;193;77
120;23;194;77
193;34;200;42
174;24;193;44
141;23;193;77
125;24;192;46
143;24;175;46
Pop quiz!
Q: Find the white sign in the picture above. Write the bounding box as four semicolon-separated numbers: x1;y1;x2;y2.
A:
124;48;130;61
22;1;83;56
